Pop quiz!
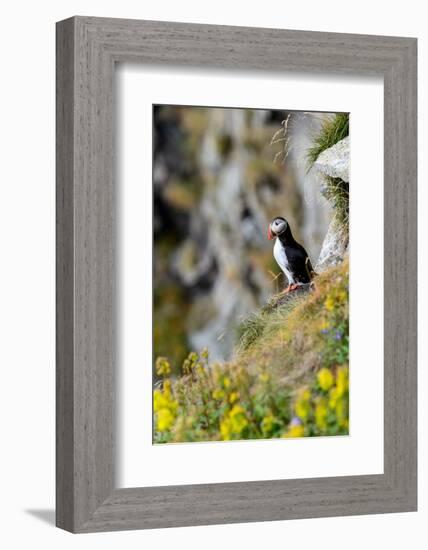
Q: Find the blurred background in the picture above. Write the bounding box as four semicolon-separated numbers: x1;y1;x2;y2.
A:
153;105;335;370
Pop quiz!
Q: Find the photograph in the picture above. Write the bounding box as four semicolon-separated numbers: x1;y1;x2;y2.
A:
0;3;418;542
152;105;350;443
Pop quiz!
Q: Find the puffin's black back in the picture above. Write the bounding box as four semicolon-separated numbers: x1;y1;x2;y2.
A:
278;226;314;284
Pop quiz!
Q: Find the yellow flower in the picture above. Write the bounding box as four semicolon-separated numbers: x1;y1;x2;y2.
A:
188;351;198;363
153;389;169;413
220;405;248;438
153;381;178;424
195;364;205;377
182;351;199;374
157;408;175;432
229;392;239;404
155;356;171;377
212;388;225;400
295;388;311;420
223;376;231;389
220;418;232;440
229;404;247;422
299;388;311;401
335;399;348;427
259;372;270;383
337;289;347;302
231;415;248;434
320;319;329;331
295;400;310;420
315;399;328;431
324;296;335;311
318;368;334;391
261;414;275;435
285;424;305;438
336;367;349;397
328;387;339;409
163;379;171;392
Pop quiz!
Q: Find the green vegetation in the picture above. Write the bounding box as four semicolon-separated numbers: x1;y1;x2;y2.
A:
153;260;349;443
321;175;349;226
307;113;350;227
306;112;349;168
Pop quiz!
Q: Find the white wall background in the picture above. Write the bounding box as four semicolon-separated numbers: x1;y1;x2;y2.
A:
0;1;424;548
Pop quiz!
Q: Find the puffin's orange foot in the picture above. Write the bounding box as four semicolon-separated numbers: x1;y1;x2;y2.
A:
280;284;299;294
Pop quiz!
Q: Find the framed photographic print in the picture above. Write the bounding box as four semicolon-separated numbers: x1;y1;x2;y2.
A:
56;17;417;532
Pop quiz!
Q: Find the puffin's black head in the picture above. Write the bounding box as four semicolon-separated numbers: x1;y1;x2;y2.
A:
268;217;288;240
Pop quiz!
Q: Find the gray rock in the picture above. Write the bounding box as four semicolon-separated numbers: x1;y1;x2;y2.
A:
316;220;349;271
314;136;350;182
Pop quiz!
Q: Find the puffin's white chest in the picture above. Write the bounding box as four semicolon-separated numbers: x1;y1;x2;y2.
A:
273;239;295;283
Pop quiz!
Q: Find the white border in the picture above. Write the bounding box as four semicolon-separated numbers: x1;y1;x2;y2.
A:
117;66;384;488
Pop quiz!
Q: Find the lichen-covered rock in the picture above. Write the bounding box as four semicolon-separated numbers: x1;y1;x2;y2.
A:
316;220;349;271
311;133;350;270
314;136;350;182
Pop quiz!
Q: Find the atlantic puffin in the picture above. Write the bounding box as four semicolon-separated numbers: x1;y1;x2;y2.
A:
268;216;316;291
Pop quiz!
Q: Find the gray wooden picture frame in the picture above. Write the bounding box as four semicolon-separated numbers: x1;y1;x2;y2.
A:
56;16;417;533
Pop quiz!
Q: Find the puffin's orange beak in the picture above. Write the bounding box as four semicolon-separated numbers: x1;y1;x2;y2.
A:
268;226;274;240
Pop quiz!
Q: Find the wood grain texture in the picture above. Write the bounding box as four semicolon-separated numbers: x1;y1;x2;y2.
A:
56;16;417;533
56;18;75;532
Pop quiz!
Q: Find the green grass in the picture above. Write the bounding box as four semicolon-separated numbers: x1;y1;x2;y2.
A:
306;113;349;169
322;176;349;226
236;262;348;374
235;311;267;351
235;287;309;352
306;113;350;227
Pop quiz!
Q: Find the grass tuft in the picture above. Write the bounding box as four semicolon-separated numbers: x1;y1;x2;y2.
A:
235;311;267;351
306;113;349;169
322;176;349;227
